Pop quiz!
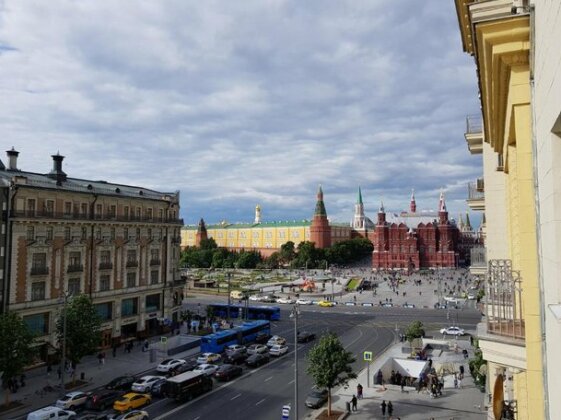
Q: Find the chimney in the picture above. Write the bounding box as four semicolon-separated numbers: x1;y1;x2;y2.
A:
48;153;67;185
6;147;19;171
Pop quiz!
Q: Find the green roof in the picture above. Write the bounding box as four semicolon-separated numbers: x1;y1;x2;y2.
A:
182;220;311;231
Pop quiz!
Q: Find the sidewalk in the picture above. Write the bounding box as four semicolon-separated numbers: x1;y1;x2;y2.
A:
309;341;487;420
0;334;201;420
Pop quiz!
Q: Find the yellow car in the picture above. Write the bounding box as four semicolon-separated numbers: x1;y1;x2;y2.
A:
113;393;151;412
317;300;334;307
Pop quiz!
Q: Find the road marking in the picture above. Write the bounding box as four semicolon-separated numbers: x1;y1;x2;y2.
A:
231;393;241;400
193;417;200;420
288;379;295;384
256;398;266;406
265;376;273;382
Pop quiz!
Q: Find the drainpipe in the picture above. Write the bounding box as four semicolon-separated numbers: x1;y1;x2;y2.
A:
89;194;98;297
2;181;18;313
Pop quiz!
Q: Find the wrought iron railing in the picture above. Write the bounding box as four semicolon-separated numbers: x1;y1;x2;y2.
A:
11;210;183;225
471;246;487;267
466;114;483;134
468;180;485;200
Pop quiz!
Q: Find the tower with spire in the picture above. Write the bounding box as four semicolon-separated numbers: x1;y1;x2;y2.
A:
195;218;208;246
352;187;365;230
254;204;262;224
310;185;331;249
410;189;417;213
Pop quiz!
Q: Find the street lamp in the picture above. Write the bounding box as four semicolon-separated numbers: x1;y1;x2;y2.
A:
290;304;300;420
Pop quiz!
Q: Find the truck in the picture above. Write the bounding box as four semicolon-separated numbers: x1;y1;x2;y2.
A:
163;370;213;402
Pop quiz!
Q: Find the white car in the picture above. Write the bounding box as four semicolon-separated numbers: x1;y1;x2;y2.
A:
131;375;165;393
197;352;221;364
225;344;247;355
249;295;262;302
276;297;295;304
109;410;149;420
157;358;186;373
27;407;76;420
55;391;88;409
403;303;416;308
266;335;287;347
269;344;289;357
193;363;219;376
247;344;269;355
440;326;465;336
296;299;312;305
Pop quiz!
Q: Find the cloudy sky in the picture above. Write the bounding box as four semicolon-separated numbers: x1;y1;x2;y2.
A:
0;0;481;226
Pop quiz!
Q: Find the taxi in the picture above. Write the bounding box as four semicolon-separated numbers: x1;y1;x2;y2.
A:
113;393;151;412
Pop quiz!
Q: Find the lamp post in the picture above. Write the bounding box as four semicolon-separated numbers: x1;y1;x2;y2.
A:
227;272;231;322
59;291;70;396
290;304;300;420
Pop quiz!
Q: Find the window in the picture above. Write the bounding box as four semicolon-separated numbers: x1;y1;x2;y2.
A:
146;208;153;220
65;226;71;241
158;209;163;221
68;278;81;296
136;228;141;239
31;282;45;301
108;205;116;218
68;251;82;271
46;226;53;241
126;250;137;265
145;294;161;312
147;228;152;239
45;200;54;216
150;270;159;285
95;204;102;219
96;228;101;240
26;226;35;241
81;227;87;240
99;275;110;292
26;199;36;217
96;302;113;321
124;228;129;240
126;272;136;288
64;202;72;216
150;249;159;261
23;313;49;335
124;206;129;219
100;250;111;264
111;227;115;240
136;207;141;219
31;253;47;275
81;203;88;217
121;298;138;316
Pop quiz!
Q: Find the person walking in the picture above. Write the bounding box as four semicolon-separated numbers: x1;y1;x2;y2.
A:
357;383;363;399
388;401;393;417
351;394;357;411
380;400;387;417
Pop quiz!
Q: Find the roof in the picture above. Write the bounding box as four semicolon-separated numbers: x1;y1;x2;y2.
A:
182;220;312;230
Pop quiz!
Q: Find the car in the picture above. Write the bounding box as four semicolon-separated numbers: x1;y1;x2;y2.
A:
345;302;356;306
269;344;289;357
224;351;248;365
247;344;269;355
276;297;295;304
157;358;186;373
403;303;416;308
297;331;316;343
131;375;165;393
77;414;109;420
296;299;312;305
214;364;243;381
254;332;271;344
305;388;328;409
440;326;465;336
434;302;448;309
467;293;477;300
246;353;270;367
150;378;167;397
444;296;462;304
56;391;89;410
169;359;198;376
105;375;136;391
85;390;121;411
225;344;247;355
193;363;219;377
248;295;262;302
27;407;76;420
108;411;149;420
113;393;151;413
266;335;286;347
317;300;334;307
381;302;394;308
197;352;221;364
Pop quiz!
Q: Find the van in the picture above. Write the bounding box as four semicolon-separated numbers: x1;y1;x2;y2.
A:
26;406;76;420
163;370;213;402
230;290;243;300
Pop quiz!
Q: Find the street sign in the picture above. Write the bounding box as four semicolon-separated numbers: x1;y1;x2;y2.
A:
363;351;372;361
282;404;291;419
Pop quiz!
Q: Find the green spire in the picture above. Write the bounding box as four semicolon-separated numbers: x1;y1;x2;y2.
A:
314;185;327;216
465;212;472;229
357;186;363;205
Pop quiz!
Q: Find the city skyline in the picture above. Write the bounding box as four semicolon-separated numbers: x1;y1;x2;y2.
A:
0;1;481;225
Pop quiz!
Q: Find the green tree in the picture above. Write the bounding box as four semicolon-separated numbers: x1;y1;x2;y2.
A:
199;237;218;250
0;312;36;406
279;241;296;263
405;320;425;343
56;295;102;380
307;333;357;416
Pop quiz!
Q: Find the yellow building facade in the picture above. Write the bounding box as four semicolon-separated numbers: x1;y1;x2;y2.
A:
455;1;544;419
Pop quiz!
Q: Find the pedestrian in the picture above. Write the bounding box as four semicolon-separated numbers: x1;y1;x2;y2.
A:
112;344;117;357
458;376;462;388
459;365;465;379
454;374;458;388
400;376;406;392
46;362;52;377
357;383;363;399
351;394;357;411
388;401;393;417
97;352;103;365
101;351;106;365
380;400;387;416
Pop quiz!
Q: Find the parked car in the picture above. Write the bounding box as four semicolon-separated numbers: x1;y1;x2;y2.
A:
434;302;448;309
27;407;76;420
105;375;136;391
224;351;248;365
266;335;286;347
296;299;312;305
248;295;262;302
246;353;270;367
297;331;316;343
77;414;109;420
305;388;328;409
269;344;289;357
440;326;465;336
403;303;416;308
157;358;186;373
150;378;168;397
317;300;334;307
131;376;165;393
85;390;121;411
214;364;243;381
247;344;268;355
112;393;151;413
225;344;247;355
56;391;88;410
276;297;295;304
381;302;394;308
254;332;271;344
169;359;198;376
108;411;148;420
197;352;221;364
193;363;219;377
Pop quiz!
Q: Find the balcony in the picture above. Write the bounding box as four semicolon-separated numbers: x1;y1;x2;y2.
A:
126;260;139;268
67;264;84;273
467;179;485;211
30;266;49;276
464;114;483;155
150;259;161;266
10;210;183;225
99;262;113;270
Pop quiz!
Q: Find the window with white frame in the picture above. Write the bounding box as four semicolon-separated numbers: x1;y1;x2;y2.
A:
31;281;45;301
126;272;136;288
99;275;110;292
150;270;159;285
68;278;81;296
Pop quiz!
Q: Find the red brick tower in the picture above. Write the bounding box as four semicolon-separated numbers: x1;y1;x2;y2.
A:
436;192;457;267
310;185;331;248
195;218;208;246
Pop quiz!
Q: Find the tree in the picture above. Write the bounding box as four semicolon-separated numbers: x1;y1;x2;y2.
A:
199;237;218;250
0;312;36;406
56;294;102;380
307;333;357;416
279;241;296;263
405;320;425;343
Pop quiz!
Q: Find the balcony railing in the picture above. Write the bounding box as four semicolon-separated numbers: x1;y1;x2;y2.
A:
470;246;487;267
486;260;525;340
11;210;183;225
67;264;84;273
150;259;161;266
466;114;483;134
468;180;485;200
99;262;113;270
126;260;139;268
30;266;49;276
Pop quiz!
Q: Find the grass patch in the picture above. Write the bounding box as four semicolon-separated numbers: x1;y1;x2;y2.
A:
346;278;361;290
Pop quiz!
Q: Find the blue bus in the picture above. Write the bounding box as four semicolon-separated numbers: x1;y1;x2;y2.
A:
207;303;281;321
200;320;271;353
